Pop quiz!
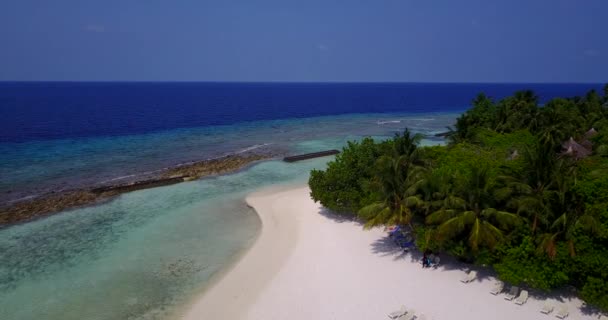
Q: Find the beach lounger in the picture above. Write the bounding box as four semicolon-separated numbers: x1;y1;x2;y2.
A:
460;270;477;283
504;286;519;300
431;256;440;268
490;281;504;295
397;314;415;320
540;302;554;314
514;290;529;305
599;315;607;320
555;305;569;319
397;309;416;320
388;305;407;319
416;313;428;320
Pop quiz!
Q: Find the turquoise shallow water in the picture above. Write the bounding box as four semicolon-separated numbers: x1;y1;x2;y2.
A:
0;113;455;320
0;112;454;203
0;159;328;320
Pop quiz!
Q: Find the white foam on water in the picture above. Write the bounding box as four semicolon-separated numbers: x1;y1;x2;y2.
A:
377;120;402;125
233;143;273;154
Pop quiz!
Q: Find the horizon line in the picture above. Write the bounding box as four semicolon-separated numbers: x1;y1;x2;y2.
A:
0;80;605;85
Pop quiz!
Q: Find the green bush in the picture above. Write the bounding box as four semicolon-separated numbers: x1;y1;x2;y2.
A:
581;277;608;310
494;237;571;290
309;137;384;213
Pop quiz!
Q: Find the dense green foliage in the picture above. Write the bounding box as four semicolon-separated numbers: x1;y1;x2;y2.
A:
309;85;608;310
309;138;386;213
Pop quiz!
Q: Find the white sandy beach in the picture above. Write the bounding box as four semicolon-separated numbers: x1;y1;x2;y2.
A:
182;186;599;320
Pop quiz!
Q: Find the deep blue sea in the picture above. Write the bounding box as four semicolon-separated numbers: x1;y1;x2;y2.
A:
0;82;603;320
1;82;602;143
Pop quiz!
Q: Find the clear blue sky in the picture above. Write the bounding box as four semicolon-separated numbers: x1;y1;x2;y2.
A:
0;0;606;82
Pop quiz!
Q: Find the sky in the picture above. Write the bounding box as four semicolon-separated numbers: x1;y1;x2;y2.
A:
0;0;606;82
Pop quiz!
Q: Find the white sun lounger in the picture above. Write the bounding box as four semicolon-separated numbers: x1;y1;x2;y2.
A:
504;286;519;300
490;281;504;295
432;256;440;268
416;314;428;320
397;309;416;320
540;302;554;314
599;315;608;320
514;290;529;305
460;270;477;283
555;305;569;319
388;305;407;319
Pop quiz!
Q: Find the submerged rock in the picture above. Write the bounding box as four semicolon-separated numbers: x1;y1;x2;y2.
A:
0;153;272;227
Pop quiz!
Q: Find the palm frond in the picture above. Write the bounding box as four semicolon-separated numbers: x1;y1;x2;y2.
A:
493;186;513;201
362;206;392;229
402;195;424;207
537;232;559;259
358;202;386;220
550;213;568;231
443;195;466;209
490;210;522;230
461;210;476;225
468;218;481;252
479;220;504;249
426;209;457;224
389;205;414;226
575;213;600;235
437;216;468;241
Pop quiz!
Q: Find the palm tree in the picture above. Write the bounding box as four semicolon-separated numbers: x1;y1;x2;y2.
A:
426;165;521;252
537;99;584;148
512;90;540;131
358;129;426;229
452;93;496;141
537;200;601;259
417;170;455;217
444;126;463;145
501;142;559;233
537;167;600;259
495;90;538;133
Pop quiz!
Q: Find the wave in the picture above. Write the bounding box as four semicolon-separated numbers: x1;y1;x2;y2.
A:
406;118;436;121
101;173;141;183
376;118;436;125
7;194;39;204
234;143;273;155
99;168;167;184
377;120;401;125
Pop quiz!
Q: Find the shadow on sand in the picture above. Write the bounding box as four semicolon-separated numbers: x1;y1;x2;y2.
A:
314;206;604;318
369;232;605;318
317;207;361;224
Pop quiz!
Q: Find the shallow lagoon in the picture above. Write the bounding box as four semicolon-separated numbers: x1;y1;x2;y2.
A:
0;113;454;320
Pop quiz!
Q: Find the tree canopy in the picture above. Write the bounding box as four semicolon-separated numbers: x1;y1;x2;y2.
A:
309;86;608;311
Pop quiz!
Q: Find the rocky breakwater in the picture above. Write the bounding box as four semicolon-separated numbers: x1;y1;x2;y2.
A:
0;153;271;227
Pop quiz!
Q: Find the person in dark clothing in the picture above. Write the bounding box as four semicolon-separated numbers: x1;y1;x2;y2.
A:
422;252;428;268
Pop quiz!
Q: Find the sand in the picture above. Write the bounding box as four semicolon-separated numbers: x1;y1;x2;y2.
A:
181;185;601;320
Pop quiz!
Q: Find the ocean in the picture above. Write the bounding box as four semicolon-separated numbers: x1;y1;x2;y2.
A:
0;82;602;320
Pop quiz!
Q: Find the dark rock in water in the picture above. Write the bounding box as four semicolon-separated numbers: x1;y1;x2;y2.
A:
162;153;268;179
0;190;101;226
90;177;186;194
283;150;340;162
434;131;451;137
0;153;272;227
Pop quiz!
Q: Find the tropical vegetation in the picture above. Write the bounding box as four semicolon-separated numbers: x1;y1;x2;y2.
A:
309;85;608;310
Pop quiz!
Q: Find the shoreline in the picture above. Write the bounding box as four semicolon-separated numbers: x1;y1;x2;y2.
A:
180;186;601;320
179;184;304;320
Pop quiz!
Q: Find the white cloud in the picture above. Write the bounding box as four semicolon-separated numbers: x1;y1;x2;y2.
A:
583;49;600;57
85;24;105;33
